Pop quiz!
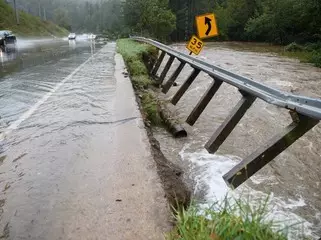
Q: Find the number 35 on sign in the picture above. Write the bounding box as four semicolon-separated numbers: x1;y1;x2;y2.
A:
186;35;204;55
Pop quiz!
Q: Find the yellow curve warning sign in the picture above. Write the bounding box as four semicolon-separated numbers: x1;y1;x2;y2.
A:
196;13;218;39
186;35;204;55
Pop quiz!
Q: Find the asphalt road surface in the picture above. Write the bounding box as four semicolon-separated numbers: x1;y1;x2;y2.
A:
0;39;169;239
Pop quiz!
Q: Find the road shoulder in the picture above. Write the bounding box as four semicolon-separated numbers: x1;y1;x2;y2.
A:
111;53;171;239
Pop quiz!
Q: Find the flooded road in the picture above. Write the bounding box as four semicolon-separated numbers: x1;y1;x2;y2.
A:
155;42;321;239
0;37;102;77
0;39;168;239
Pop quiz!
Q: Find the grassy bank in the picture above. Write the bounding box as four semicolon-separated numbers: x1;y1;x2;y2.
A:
282;42;321;68
166;197;304;240
117;39;162;126
0;0;68;37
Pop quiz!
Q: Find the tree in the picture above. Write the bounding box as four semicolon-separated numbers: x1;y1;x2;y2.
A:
123;0;176;41
54;8;71;31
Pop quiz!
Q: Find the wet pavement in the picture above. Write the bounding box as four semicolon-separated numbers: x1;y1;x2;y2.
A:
0;39;169;239
154;42;321;239
0;37;103;78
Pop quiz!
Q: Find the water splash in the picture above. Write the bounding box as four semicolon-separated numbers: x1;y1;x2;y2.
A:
179;145;319;239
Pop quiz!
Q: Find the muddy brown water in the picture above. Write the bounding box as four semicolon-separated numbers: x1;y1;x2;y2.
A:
154;42;321;239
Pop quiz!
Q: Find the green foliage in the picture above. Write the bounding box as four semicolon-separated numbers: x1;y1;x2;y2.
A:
309;51;321;68
132;76;152;90
170;0;321;45
54;8;71;31
167;197;304;240
117;39;162;125
127;60;148;76
123;0;176;41
0;0;68;37
142;91;162;126
284;43;305;52
117;39;156;78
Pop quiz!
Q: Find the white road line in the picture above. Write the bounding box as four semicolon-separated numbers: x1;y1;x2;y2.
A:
0;47;105;142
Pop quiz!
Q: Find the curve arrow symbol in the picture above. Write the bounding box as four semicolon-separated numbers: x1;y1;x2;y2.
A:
205;17;212;36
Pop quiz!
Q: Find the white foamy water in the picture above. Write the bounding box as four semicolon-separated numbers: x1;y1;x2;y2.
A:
179;144;320;239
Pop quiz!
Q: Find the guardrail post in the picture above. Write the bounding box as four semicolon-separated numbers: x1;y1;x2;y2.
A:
205;91;257;154
186;77;223;126
151;51;166;76
223;112;319;189
158;55;175;85
171;68;201;105
162;61;186;94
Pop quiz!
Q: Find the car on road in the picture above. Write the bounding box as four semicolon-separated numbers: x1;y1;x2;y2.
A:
68;33;77;40
0;30;17;52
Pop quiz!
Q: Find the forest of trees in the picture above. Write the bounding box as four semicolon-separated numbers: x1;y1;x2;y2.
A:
169;0;321;45
10;0;321;46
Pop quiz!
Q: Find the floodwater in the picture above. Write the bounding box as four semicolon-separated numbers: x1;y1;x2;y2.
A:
154;42;321;239
0;38;122;238
0;36;105;77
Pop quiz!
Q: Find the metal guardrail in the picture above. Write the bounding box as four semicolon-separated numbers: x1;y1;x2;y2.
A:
131;37;321;189
133;37;321;119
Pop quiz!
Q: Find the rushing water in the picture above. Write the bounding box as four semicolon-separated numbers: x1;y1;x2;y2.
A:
154;42;321;239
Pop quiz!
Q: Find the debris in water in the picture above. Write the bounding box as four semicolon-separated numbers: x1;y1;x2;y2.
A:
3;183;10;192
12;153;27;163
0;156;6;165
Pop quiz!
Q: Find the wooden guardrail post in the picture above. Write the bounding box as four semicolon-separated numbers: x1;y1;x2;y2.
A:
162;61;186;94
205;91;256;153
171;68;201;105
151;51;166;76
186;77;222;126
223;112;319;188
158;55;175;84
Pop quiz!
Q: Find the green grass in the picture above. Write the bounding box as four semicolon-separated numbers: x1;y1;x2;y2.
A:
117;38;158;77
0;0;68;37
167;197;306;240
141;91;162;126
280;51;313;63
309;51;321;67
117;39;162;125
131;75;153;90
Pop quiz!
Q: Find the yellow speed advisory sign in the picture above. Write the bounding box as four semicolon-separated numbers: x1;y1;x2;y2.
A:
186;35;204;55
196;13;218;39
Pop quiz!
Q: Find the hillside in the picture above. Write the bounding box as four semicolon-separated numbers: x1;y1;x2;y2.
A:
0;0;68;37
